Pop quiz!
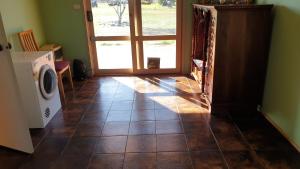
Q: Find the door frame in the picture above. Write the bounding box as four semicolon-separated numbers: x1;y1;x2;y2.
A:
83;0;183;76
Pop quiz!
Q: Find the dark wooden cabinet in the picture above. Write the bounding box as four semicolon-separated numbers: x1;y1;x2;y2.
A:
191;4;273;114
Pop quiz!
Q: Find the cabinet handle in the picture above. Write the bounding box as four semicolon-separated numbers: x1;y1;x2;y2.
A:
0;44;3;51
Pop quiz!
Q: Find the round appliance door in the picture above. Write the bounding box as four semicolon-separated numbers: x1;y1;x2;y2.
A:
39;64;57;100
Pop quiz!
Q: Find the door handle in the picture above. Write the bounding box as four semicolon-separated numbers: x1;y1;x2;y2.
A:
87;11;93;22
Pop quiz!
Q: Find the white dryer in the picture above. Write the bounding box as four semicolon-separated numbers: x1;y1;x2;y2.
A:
11;51;61;128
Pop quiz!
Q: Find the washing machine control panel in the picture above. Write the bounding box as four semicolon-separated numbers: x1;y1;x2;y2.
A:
46;54;52;61
32;53;54;81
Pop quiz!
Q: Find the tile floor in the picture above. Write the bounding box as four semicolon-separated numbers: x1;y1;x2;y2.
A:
0;76;300;169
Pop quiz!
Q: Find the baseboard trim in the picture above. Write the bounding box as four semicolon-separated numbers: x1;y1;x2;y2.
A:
262;112;300;152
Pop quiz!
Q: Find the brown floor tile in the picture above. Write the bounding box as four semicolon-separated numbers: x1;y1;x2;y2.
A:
129;121;156;135
123;153;156;169
102;122;130;136
88;154;124;169
47;115;79;128
242;128;294;151
154;103;178;111
131;109;156;121
94;90;115;101
106;110;132;122
62;103;86;114
71;95;95;104
234;118;279;137
19;156;56;169
48;111;83;127
155;109;180;121
113;94;135;101
255;150;300;169
126;135;156;153
133;101;155;110
182;120;210;134
74;121;104;137
135;95;155;102
191;151;227;169
110;101;133;110
30;128;50;148
95;136;127;154
86;103;111;113
63;137;97;156
62;111;84;119
76;90;97;97
0;150;29;169
109;110;132;114
81;111;108;123
223;151;262;169
20;137;69;169
156;120;183;134
47;126;76;138
179;112;211;122
214;133;248;151
157;152;193;169
35;137;69;156
115;87;135;93
88;100;112;106
210;117;239;135
157;134;188;152
50;154;90;169
186;133;219;151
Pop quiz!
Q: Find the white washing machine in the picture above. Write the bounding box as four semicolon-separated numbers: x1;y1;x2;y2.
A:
11;51;61;128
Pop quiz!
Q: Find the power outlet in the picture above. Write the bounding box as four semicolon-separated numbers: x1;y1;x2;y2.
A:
257;105;262;112
73;4;81;10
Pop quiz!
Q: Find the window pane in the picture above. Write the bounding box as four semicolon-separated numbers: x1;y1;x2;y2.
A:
143;40;176;69
97;41;132;69
141;1;176;36
91;1;130;36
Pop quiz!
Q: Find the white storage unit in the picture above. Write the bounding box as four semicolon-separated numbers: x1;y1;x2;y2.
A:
11;51;61;128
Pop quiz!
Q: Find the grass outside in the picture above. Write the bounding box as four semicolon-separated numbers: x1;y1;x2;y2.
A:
92;2;176;36
142;3;176;35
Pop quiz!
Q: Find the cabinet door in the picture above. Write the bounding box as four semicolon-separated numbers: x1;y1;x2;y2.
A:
204;12;217;103
0;14;34;153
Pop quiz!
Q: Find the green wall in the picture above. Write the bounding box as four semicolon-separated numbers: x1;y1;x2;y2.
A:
257;0;300;149
0;0;46;51
38;0;90;67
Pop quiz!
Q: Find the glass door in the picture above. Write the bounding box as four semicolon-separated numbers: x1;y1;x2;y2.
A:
138;0;180;73
89;0;134;74
86;0;182;75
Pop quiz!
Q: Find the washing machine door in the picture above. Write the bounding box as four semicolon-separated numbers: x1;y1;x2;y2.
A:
39;64;57;100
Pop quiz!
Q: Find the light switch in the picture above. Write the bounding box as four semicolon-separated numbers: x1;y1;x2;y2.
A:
73;4;81;10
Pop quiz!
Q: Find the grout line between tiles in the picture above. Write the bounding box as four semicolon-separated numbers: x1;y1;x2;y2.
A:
209;124;230;169
232;119;267;169
176;90;195;169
